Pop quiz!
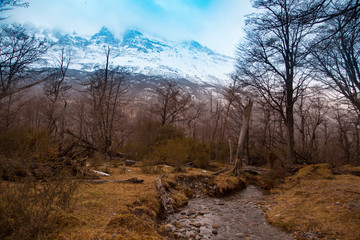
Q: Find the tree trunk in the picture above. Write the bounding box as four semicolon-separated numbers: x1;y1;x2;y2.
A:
229;138;233;164
233;99;253;175
285;93;296;166
285;120;296;166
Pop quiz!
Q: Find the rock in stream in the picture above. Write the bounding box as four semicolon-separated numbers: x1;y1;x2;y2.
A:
165;185;293;240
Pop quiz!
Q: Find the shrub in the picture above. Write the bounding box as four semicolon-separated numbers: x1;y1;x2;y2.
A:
141;163;164;174
151;138;189;169
0;128;56;160
208;141;230;163
188;139;210;169
0;170;78;240
123;122;185;161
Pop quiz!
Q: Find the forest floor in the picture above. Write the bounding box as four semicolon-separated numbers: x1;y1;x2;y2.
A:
35;163;360;240
264;164;360;240
54;163;243;240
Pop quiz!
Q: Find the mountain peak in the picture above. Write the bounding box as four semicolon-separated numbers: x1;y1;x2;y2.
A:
123;29;143;40
97;26;112;35
121;29;156;53
181;40;214;55
91;27;119;45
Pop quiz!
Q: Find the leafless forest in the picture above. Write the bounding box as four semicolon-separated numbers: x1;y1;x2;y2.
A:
1;1;360;169
0;0;360;239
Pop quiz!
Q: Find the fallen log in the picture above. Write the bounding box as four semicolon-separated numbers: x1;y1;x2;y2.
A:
122;159;137;166
156;176;174;214
241;165;270;176
211;168;230;176
87;177;144;184
91;169;110;177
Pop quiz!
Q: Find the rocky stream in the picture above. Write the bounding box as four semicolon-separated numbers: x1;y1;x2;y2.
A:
165;185;294;240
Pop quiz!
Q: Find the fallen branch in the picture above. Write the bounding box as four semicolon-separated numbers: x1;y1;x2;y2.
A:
242;165;270;176
122;159;137;166
211;168;230;175
87;177;144;184
91;170;110;177
345;190;360;195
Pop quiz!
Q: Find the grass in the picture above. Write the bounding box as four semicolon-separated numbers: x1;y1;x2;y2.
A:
53;166;164;240
265;164;360;240
36;164;243;239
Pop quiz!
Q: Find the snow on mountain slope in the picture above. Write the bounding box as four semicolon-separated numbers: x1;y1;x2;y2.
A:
44;27;235;86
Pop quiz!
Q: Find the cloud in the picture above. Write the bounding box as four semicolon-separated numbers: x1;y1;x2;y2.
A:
6;0;253;56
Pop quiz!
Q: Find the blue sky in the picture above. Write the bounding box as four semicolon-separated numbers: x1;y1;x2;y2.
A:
7;0;253;56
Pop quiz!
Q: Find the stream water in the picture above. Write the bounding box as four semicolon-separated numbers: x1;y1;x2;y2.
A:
165;185;293;240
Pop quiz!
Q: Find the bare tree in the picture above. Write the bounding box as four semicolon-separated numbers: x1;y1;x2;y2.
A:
150;80;191;125
235;0;317;165
0;0;29;20
81;47;128;154
294;88;328;162
310;3;360;112
184;101;206;138
335;106;354;164
0;24;48;100
295;0;360;25
42;48;71;138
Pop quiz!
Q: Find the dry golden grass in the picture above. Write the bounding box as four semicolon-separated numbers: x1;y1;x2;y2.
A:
55;166;165;240
340;165;360;173
1;163;246;239
266;164;360;240
53;164;242;239
214;175;246;195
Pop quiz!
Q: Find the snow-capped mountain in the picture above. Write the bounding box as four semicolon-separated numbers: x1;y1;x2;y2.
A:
43;27;234;86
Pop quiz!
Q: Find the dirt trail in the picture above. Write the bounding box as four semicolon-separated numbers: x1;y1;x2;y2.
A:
165;185;293;240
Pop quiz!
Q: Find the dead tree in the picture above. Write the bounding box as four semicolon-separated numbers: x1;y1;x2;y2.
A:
42;48;71;139
81;47;128;154
233;99;253;175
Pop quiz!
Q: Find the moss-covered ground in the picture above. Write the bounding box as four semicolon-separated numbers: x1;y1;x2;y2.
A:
264;164;360;240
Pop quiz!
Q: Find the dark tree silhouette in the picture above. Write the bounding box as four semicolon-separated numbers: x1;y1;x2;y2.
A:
0;24;47;100
151;80;192;125
310;1;360;112
235;0;318;165
0;0;29;20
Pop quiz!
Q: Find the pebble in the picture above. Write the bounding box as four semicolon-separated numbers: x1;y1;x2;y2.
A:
188;210;197;215
212;224;220;229
165;185;294;240
186;232;197;238
172;232;183;238
190;222;202;227
165;224;174;232
236;233;244;238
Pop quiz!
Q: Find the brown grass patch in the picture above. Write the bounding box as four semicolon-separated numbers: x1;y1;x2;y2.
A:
213;175;246;195
265;165;360;240
54;166;164;240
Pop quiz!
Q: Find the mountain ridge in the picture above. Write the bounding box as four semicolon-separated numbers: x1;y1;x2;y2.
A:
42;26;234;86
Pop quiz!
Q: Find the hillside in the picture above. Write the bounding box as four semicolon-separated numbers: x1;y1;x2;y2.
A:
40;27;234;86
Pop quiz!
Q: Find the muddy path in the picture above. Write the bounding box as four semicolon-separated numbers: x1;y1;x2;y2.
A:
165;185;293;240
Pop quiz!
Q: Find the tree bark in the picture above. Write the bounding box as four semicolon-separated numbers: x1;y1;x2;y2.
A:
233;99;253;175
